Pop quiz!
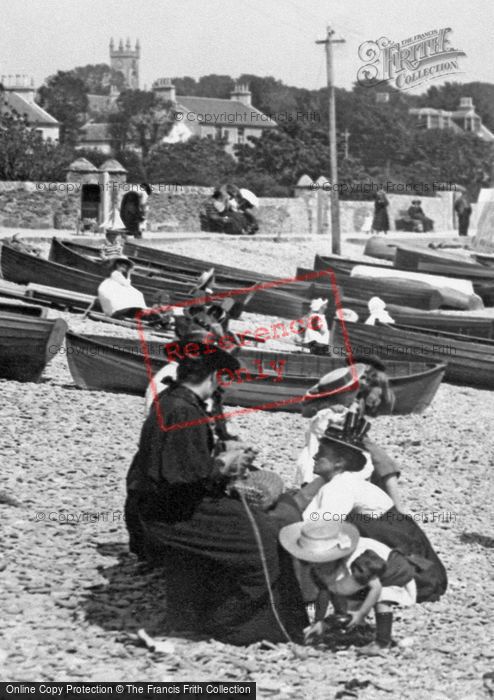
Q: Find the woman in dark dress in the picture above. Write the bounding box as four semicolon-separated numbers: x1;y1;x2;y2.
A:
372;190;390;234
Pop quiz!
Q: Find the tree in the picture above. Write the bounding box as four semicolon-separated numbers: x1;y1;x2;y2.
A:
38;71;88;145
108;90;174;156
145;137;236;186
71;63;126;95
0;103;72;181
403;129;493;198
114;149;147;183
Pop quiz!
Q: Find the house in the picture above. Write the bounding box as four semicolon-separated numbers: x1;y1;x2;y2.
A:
409;97;494;142
78;39;277;154
0;74;60;141
77;122;116;154
154;79;277;155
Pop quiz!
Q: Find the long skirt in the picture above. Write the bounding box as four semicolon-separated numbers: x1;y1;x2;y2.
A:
346;506;447;603
458;212;471;236
372;205;389;232
135;495;308;646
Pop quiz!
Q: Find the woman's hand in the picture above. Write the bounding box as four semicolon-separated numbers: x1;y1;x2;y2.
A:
215;448;258;479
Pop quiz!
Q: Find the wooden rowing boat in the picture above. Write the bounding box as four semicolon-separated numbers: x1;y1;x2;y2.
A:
308;287;493;338
2;241;229;306
0;313;67;382
313;257;483;310
64;332;445;414
50;238;196;283
124;240;273;284
331;320;494;389
393;245;494;304
48;238;309;319
473;251;494;267
305;263;444;310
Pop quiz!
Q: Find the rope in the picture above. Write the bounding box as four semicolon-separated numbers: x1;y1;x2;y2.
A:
238;491;294;644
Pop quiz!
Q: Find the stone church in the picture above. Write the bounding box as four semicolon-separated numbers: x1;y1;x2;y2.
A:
109;38;140;90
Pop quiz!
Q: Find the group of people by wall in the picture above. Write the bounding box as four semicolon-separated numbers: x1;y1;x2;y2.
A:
201;184;259;235
371;188;472;236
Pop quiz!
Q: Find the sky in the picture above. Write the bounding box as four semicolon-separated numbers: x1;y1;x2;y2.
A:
2;0;494;93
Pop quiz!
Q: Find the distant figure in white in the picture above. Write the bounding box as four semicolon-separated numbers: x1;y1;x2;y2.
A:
365;297;395;326
97;257;146;318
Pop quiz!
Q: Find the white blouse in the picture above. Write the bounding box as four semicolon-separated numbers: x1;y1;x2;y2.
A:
303;471;393;520
97;271;146;316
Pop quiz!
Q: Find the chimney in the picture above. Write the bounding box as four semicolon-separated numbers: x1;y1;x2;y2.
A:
153;77;176;103
231;83;251;107
459;96;474;110
2;74;35;101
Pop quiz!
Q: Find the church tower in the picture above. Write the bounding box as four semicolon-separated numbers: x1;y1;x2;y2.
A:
109;38;140;90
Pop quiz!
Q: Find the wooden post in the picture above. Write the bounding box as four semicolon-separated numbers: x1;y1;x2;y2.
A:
316;27;345;255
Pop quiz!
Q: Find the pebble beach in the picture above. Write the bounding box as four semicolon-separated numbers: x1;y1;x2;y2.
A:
1;235;494;699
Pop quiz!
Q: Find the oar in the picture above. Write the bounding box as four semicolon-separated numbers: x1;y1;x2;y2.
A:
82;297;98;319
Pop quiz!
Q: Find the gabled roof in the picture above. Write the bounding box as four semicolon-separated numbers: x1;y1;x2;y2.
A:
100;158;127;172
2;91;59;126
67;157;99;172
176;96;277;128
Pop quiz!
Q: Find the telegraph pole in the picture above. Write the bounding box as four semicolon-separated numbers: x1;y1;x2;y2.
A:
316;27;345;255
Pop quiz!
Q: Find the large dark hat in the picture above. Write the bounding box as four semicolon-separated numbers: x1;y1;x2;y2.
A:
164;335;240;374
107;255;134;271
319;432;367;472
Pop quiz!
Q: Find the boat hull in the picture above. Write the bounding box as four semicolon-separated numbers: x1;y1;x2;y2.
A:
331;321;494;388
0;314;67;382
50;238;309;319
64;333;445;413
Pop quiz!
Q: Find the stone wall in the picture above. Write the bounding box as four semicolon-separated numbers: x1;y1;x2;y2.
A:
0;181;454;233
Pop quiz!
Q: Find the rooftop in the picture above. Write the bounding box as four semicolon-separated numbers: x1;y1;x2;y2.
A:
1;91;59;126
176;96;277;128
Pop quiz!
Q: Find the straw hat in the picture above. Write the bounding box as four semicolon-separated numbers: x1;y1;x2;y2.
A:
279;521;359;563
304;364;367;404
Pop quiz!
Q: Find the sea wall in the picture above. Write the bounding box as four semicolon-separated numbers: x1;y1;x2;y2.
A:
0;181;454;234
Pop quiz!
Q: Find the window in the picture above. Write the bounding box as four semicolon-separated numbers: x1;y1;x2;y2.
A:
222;129;229;141
238;128;245;144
